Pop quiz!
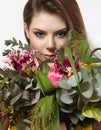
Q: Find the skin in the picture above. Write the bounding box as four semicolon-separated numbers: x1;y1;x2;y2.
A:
24;12;67;62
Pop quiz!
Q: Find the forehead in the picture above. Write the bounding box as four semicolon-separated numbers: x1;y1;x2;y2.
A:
30;12;66;29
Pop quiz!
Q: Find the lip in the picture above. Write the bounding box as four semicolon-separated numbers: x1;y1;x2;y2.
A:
43;54;55;60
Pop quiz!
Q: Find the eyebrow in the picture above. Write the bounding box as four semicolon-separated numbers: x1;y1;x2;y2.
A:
55;28;67;33
32;27;67;32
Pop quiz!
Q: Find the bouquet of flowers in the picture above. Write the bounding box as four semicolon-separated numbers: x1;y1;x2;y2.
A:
0;30;101;130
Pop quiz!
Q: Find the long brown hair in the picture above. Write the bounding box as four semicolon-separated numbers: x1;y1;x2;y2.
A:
23;0;87;43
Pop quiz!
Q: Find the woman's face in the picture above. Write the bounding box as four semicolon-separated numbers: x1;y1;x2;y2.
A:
24;12;67;61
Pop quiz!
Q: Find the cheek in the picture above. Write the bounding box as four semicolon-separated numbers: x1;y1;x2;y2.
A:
56;38;67;49
30;41;40;50
29;37;44;51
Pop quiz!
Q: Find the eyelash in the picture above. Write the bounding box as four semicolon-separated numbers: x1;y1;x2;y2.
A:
34;31;67;38
34;32;45;37
56;31;67;38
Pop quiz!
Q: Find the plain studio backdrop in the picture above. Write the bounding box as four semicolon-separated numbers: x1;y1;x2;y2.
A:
0;0;101;68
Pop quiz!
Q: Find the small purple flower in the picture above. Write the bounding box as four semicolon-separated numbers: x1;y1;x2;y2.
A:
64;57;71;68
3;49;39;77
54;59;64;74
54;56;76;76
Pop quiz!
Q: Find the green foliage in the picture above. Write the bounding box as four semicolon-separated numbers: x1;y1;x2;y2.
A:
36;70;55;94
82;102;101;122
31;95;59;130
0;68;40;121
1;30;101;129
3;38;30;56
57;65;101;125
39;62;50;74
90;48;101;57
58;47;65;63
54;29;101;127
67;29;89;61
64;47;81;91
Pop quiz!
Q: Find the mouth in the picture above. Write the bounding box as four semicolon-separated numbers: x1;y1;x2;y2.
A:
43;54;56;60
34;50;60;61
43;50;60;59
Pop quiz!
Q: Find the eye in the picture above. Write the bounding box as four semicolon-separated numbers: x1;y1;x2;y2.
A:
34;31;45;37
56;31;67;38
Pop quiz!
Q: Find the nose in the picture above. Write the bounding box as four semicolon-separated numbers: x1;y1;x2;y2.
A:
46;36;56;53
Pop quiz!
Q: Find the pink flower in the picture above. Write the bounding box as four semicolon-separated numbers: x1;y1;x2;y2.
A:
48;68;63;88
3;49;39;77
34;58;39;68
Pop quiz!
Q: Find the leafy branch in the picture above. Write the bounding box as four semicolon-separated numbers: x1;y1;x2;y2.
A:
3;38;31;56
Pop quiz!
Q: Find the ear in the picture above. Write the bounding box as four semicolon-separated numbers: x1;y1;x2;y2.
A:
24;22;30;38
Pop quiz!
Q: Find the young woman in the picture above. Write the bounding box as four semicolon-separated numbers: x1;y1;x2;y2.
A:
23;0;87;69
23;0;87;58
2;0;101;130
23;0;86;130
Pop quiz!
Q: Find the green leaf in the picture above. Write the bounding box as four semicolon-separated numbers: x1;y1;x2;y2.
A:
77;96;85;110
31;90;40;105
3;49;11;56
31;95;59;130
82;102;101;122
58;47;65;63
25;80;33;89
40;62;50;74
59;76;72;90
4;90;11;98
56;90;74;113
80;68;93;98
22;90;29;100
60;89;73;104
81;82;93;99
36;71;55;94
90;68;101;102
67;72;82;87
64;47;81;91
88;62;101;68
69;114;78;124
93;68;101;97
3;38;30;56
82;57;101;64
4;38;18;47
11;93;22;105
60;107;73;113
76;111;85;121
67;29;89;61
